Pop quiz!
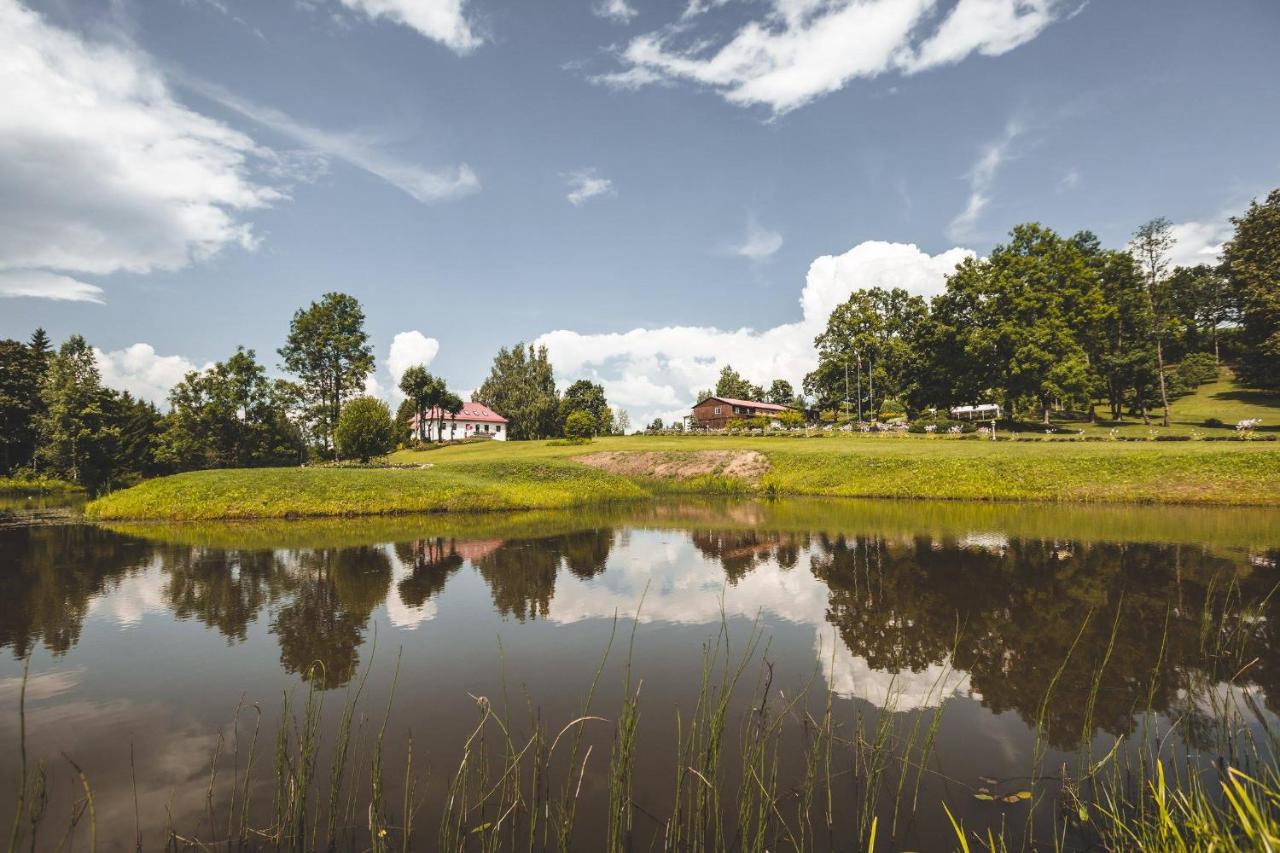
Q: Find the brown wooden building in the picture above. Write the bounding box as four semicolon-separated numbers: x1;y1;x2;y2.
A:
690;396;791;430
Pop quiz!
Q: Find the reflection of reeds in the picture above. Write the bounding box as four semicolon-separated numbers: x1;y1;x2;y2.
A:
7;601;1280;852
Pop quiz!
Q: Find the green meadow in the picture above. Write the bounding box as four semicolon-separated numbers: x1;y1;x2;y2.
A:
85;432;1280;519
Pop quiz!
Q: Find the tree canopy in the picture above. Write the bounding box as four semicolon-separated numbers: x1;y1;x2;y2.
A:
474;343;560;440
278;292;374;453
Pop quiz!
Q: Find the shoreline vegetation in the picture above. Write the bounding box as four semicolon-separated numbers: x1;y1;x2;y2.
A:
0;475;83;496
85;435;1280;520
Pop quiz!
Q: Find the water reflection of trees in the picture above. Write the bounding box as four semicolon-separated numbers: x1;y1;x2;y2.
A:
395;538;466;608
5;522;1277;727
691;530;806;580
0;526;148;656
475;529;615;621
270;547;391;689
162;546;291;642
809;533;1280;745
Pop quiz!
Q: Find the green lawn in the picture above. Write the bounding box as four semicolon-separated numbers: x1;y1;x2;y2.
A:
86;430;1280;519
1061;369;1279;436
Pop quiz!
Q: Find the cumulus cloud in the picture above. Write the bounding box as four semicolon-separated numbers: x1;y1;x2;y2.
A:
536;240;972;425
0;0;278;277
386;330;441;397
1168;219;1232;268
564;168;616;206
593;0;638;23
94;343;203;405
188;80;480;204
336;0;481;53
731;217;783;260
0;271;104;303
594;0;1070;113
946;119;1023;242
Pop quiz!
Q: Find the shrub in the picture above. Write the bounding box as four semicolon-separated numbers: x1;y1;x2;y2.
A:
908;414;977;434
334;397;395;462
563;410;597;440
878;398;906;420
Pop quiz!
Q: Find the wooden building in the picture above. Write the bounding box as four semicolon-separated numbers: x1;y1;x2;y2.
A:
690;396;791;430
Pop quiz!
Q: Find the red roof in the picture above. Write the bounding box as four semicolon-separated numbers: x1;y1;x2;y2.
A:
696;396;789;412
410;401;508;425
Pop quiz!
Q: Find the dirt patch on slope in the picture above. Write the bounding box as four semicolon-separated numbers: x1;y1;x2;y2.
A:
576;450;770;483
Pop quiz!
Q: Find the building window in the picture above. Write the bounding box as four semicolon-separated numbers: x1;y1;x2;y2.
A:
495;425;501;433
713;406;721;415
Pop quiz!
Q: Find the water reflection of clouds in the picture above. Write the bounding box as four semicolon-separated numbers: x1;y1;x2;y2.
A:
86;554;168;627
385;543;438;629
540;529;972;710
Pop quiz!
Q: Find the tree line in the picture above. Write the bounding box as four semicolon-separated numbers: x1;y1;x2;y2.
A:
802;190;1280;426
0;293;631;491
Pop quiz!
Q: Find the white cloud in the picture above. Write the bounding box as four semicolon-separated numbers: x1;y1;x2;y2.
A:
0;0;278;276
564;168;616;206
336;0;481;53
596;0;1070;113
536;240;972;425
899;0;1063;73
187;80;480;204
1056;168;1080;192
94;343;202;405
1168;219;1231;268
731;217;783;260
946;119;1023;242
0;271;104;303
386;330;441;397
593;0;638;23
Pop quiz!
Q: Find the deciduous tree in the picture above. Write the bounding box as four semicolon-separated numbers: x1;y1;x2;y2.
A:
1131;218;1176;425
474;343;560;440
334;396;394;462
278;293;374;453
1223;188;1280;388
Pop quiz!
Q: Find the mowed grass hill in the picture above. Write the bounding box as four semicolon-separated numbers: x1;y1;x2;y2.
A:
86;370;1280;520
84;435;1280;519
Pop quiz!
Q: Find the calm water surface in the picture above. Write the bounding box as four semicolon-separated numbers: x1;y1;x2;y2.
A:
2;498;1278;850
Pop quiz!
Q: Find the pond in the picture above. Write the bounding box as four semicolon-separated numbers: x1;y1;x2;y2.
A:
1;497;1278;850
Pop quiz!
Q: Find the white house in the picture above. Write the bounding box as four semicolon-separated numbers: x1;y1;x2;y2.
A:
409;401;509;441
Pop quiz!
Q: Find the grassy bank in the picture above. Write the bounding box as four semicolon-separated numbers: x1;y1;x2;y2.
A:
84;434;1280;519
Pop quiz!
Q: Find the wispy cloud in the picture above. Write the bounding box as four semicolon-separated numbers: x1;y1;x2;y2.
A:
946;119;1024;242
730;217;783;261
187;79;480;204
594;0;1072;114
593;0;637;24
335;0;481;53
1056;168;1080;192
0;271;105;303
564;168;616;205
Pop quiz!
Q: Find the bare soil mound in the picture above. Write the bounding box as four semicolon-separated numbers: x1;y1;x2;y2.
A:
576;450;770;483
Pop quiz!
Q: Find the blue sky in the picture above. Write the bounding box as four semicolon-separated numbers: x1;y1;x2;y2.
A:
2;0;1277;425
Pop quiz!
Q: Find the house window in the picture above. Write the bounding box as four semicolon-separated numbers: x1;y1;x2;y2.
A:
713;406;721;415
495;425;501;433
734;406;742;415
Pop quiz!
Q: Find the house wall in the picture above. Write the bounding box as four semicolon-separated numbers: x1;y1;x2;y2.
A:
421;419;507;441
692;400;733;429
